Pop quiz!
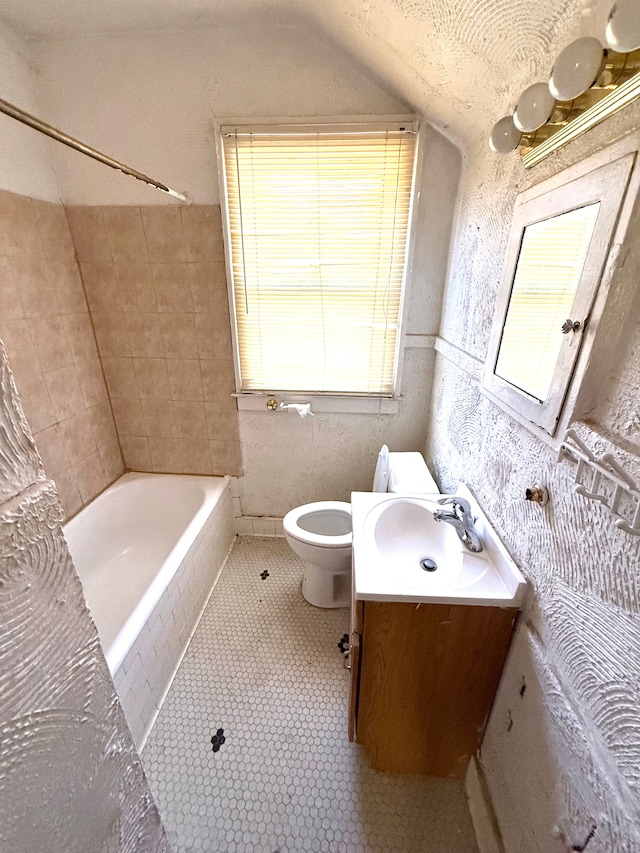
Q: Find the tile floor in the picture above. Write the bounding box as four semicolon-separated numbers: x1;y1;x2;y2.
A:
142;537;479;853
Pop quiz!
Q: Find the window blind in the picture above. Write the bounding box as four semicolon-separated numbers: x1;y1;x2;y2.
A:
221;125;417;394
495;202;600;402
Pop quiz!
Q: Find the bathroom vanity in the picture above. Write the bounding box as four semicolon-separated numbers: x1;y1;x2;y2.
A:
349;486;526;778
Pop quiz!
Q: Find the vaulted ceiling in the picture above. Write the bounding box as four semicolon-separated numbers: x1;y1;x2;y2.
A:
1;0;615;149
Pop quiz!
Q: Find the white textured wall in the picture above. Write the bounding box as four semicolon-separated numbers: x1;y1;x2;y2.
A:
0;341;168;851
0;18;60;199
429;101;640;851
35;26;407;206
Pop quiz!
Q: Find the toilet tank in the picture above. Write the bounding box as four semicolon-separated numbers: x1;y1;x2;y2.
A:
387;452;439;493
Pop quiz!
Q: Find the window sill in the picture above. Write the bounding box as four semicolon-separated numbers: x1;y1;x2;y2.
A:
234;394;400;415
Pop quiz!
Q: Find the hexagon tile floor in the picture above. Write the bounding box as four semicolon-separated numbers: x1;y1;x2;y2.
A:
142;537;479;853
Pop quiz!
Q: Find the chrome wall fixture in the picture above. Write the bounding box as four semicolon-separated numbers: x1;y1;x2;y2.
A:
490;0;640;166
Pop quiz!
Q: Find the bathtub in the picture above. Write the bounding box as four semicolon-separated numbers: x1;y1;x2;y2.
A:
64;472;235;748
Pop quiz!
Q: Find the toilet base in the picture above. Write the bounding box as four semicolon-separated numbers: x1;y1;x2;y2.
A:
301;562;351;609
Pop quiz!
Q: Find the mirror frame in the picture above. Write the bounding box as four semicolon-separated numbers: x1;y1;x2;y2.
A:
483;152;635;435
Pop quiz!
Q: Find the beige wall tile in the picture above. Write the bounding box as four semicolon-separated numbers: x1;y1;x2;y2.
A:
120;435;152;471
195;313;233;360
1;319;41;382
174;400;207;438
11;255;58;318
0;257;25;321
181;438;213;475
142;206;186;263
103;206;148;262
148;436;183;471
34;200;76;259
60;410;98;466
188;262;230;315
111;397;147;436
33;424;70;480
79;262;123;313
116;262;157;312
53;468;84;518
73;450;106;502
167;358;203;401
205;399;239;441
87;400;118;445
181;205;221;263
127;313;164;358
209;438;241;475
92;312;131;357
66;205;112;262
133;357;170;399
160;313;198;358
152;263;193;313
97;433;124;482
45;364;85;421
49;259;88;314
28;315;74;372
101;356;139;399
78;358;110;408
17;373;57;432
141;397;177;438
200;359;236;401
64;314;99;363
0;190;39;256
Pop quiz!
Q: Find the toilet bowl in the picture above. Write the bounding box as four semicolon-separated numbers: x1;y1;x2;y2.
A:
283;446;438;608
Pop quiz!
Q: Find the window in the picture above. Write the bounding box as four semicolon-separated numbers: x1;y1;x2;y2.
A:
484;152;635;435
218;121;418;396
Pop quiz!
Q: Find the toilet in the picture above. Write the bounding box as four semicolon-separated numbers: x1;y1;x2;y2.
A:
283;445;439;608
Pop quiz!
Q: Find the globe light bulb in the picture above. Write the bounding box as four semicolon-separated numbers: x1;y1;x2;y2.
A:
514;82;557;132
489;116;522;153
549;37;605;101
606;0;640;53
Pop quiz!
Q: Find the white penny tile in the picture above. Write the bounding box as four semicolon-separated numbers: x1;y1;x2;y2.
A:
142;537;479;853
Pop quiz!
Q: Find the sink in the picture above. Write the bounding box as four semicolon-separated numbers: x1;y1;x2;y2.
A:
351;485;527;607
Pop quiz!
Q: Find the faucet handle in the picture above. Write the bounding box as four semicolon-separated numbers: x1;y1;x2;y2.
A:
437;495;472;516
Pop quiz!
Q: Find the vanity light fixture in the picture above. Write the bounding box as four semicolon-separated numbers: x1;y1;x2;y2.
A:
489;0;640;166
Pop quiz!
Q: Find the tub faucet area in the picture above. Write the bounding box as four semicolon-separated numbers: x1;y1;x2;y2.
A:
433;496;483;552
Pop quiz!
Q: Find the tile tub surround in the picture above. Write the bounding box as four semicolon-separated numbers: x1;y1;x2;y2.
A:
0;188;123;519
66;204;241;476
143;537;479;853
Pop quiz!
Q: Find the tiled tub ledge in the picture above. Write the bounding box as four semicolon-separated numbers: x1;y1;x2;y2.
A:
64;472;235;748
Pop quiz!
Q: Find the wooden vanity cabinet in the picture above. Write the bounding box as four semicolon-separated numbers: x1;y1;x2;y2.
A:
349;597;518;778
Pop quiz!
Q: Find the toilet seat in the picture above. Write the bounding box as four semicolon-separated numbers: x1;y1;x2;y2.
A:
283;501;352;548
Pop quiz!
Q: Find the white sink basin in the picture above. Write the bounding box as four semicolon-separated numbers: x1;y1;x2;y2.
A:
351;485;526;607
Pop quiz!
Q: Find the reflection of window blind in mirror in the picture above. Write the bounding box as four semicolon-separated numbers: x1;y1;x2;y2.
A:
222;128;416;394
495;202;600;402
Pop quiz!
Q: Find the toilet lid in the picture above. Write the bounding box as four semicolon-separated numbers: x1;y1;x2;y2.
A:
372;444;389;492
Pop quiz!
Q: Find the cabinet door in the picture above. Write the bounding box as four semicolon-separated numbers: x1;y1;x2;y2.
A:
348;598;364;742
357;601;517;777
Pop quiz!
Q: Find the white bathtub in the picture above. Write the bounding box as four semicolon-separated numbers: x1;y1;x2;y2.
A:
64;472;235;747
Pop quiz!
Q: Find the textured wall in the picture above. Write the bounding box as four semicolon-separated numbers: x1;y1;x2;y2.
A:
66;203;240;476
0;20;59;200
0;340;168;851
34;25;408;206
428;100;640;851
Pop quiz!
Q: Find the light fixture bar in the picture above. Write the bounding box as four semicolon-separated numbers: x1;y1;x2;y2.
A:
521;69;640;168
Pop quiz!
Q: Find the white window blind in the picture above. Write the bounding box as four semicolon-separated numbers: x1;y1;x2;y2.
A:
221;124;417;395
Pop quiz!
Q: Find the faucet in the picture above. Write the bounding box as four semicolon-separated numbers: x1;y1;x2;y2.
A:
433;496;483;552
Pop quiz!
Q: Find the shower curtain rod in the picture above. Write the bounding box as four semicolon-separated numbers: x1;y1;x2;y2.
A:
0;97;190;203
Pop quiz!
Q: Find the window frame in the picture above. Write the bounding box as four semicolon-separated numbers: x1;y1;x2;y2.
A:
483;148;636;437
214;115;423;407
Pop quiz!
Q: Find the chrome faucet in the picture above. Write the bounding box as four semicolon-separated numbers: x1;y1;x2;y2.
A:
433;496;483;552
